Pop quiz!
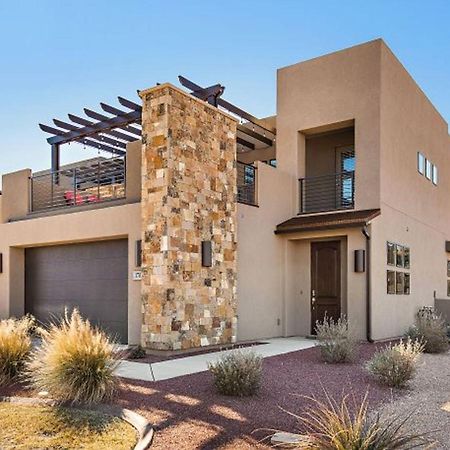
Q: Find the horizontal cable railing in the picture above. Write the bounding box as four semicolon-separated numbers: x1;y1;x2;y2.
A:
30;157;126;212
299;170;355;214
237;162;257;206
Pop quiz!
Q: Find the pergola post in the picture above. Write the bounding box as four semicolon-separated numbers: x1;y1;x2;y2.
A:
51;143;60;184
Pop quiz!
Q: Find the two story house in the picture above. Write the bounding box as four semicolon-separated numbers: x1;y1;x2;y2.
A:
1;39;449;350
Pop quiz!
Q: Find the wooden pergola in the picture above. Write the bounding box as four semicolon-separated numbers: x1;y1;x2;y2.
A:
39;78;276;176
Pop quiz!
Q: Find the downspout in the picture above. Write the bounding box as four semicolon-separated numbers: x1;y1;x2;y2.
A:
361;225;373;343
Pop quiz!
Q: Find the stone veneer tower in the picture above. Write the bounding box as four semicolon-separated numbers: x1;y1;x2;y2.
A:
139;84;238;350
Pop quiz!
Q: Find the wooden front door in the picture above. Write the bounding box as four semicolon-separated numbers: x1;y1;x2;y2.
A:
310;240;341;334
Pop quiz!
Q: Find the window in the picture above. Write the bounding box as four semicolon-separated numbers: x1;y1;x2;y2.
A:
387;242;395;266
396;244;404;268
432;165;438;185
387;270;396;294
418;152;425;175
396;272;405;295
386;241;411;295
447;260;450;278
426;159;432;180
448;280;450;298
404;273;410;295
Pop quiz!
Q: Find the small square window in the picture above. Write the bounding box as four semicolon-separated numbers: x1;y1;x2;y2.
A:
432;165;438;185
426;159;432;180
447;260;450;278
404;247;410;269
396;271;405;295
387;270;396;294
396;244;404;268
418;152;425;175
404;273;410;295
387;242;395;266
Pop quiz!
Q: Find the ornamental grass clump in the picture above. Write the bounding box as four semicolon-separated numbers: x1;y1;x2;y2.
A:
0;315;35;386
406;309;449;354
291;393;426;449
28;309;119;405
366;339;423;388
315;316;358;363
208;349;262;397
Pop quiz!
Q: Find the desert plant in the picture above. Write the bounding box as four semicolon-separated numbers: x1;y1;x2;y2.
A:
315;316;358;363
0;315;35;386
406;309;449;354
290;392;426;449
366;339;423;388
126;344;146;359
27;309;119;405
208;349;262;396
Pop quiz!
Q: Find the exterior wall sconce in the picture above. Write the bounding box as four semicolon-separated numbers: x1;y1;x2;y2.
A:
445;241;450;252
0;253;2;273
202;241;212;267
135;240;142;267
354;249;365;273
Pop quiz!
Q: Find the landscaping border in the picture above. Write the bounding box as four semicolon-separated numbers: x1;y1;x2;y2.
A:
0;396;154;450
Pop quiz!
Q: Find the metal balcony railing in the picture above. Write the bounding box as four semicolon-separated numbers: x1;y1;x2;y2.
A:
237;162;257;206
30;157;126;212
299;170;355;214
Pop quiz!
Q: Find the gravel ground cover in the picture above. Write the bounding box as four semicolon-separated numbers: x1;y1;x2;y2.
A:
117;343;398;449
375;352;450;449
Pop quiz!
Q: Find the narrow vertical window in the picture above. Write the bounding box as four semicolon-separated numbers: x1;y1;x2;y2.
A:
404;273;410;295
426;159;432;180
387;242;395;266
417;152;425;175
396;272;405;295
387;270;396;294
396;244;404;268
432;165;438;185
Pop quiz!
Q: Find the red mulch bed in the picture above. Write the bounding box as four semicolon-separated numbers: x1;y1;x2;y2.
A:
116;343;400;449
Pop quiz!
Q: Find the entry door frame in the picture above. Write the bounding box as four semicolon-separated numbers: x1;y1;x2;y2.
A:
310;240;342;334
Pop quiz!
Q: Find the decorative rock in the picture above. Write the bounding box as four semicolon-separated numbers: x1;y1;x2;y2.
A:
271;432;311;447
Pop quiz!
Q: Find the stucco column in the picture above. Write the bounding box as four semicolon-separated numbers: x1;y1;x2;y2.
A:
139;84;238;350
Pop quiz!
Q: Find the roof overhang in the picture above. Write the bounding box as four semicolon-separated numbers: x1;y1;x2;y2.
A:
275;209;381;235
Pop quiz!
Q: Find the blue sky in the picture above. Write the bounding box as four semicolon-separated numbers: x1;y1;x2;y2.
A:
0;0;449;180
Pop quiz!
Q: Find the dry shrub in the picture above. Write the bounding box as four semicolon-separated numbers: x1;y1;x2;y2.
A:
315;316;358;363
27;309;119;405
0;315;35;386
366;339;423;388
208;349;262;396
406;309;449;354
291;393;426;449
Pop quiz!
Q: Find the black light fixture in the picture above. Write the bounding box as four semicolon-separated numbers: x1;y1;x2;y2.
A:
135;240;142;267
0;253;2;273
446;241;450;252
354;249;365;273
202;241;212;267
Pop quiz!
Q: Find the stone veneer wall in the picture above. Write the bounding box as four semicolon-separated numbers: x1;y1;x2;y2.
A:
139;84;238;350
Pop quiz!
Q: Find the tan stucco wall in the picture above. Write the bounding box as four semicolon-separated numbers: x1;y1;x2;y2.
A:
236;161;295;341
277;39;382;212
368;42;450;339
0;203;142;344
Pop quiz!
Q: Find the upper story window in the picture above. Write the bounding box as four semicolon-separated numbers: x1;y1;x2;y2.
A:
418;151;438;186
417;152;425;175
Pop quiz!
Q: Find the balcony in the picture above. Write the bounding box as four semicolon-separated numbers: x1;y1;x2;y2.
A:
237;162;257;206
30;157;126;212
299;170;355;214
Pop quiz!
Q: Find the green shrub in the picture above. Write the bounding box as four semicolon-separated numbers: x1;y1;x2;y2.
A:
366;339;423;388
406;309;449;354
208;349;262;396
27;309;119;405
292;393;426;449
0;315;35;386
127;344;146;359
315;316;358;363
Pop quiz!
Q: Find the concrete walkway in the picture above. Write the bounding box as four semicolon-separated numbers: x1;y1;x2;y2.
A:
116;336;316;382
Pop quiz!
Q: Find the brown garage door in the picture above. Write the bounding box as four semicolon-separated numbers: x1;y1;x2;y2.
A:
25;239;128;343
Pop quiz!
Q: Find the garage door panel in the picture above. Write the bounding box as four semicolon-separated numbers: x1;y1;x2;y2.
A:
25;240;128;343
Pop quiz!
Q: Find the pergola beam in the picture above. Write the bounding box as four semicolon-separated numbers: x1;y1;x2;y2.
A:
84;108;142;136
45;110;141;146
